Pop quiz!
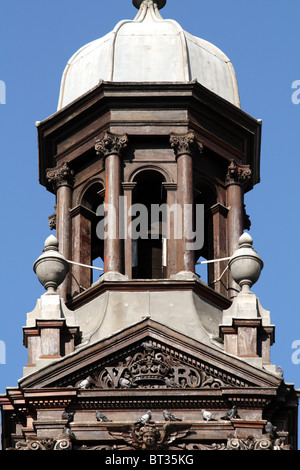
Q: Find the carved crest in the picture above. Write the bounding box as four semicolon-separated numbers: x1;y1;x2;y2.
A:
74;341;225;389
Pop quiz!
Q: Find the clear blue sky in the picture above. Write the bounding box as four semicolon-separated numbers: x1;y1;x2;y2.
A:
1;0;299;445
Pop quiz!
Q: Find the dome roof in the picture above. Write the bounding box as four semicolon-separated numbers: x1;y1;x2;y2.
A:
57;0;240;110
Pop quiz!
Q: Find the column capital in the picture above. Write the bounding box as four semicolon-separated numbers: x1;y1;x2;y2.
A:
225;160;252;186
95;131;128;158
170;131;203;158
46;162;74;189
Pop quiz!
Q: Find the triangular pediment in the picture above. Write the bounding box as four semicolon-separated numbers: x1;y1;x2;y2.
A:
19;319;281;391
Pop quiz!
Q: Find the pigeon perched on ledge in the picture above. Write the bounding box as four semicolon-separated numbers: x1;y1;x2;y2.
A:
142;342;160;352
78;377;92;389
96;411;112;422
220;405;241;420
202;409;214;421
164;377;180;388
119;377;138;389
135;410;152;425
62;411;75;423
163;410;182;421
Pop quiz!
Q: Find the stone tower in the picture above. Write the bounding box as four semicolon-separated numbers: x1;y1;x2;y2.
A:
0;0;299;451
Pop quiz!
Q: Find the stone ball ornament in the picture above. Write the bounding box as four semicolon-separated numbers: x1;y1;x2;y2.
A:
33;235;69;293
228;233;264;292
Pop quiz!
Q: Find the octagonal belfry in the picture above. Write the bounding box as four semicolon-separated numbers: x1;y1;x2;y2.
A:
0;0;298;452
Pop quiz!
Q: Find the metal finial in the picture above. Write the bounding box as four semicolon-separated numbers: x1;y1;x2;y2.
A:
132;0;166;10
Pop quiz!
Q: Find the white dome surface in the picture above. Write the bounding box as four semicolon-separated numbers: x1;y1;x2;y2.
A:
58;1;240;110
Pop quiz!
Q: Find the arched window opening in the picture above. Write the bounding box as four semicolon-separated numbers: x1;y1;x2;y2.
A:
131;170;166;279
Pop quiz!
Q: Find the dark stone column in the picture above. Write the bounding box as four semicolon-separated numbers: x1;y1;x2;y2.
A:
170;132;202;274
95;132;128;274
225;160;251;297
46;162;74;300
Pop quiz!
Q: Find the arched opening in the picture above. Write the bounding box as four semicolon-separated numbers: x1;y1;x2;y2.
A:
131;170;166;279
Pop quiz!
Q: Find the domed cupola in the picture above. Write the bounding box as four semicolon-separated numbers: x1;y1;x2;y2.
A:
58;0;240;109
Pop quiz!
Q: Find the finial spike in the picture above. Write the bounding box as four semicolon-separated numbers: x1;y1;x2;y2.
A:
132;0;166;10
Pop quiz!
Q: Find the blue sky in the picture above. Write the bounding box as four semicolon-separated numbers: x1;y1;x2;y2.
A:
1;0;299;445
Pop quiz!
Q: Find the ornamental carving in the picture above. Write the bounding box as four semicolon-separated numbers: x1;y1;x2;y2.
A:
48;210;56;230
75;342;225;390
46;162;74;189
15;438;72;451
225;160;252;186
108;422;191;450
95;131;128;158
170;132;203;157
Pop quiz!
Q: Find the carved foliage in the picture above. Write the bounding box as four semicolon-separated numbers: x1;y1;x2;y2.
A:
95;132;128;158
170;132;203;157
225;160;252;186
46;162;74;189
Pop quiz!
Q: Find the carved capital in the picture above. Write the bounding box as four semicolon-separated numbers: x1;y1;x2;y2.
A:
95;132;128;158
48;211;56;231
170;132;203;158
46;162;74;189
225;161;252;186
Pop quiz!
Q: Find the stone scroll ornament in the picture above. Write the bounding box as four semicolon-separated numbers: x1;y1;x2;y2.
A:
77;342;225;390
15;438;72;451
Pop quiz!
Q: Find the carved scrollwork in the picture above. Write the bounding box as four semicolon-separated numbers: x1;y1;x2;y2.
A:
83;343;225;390
227;435;273;451
15;438;72;451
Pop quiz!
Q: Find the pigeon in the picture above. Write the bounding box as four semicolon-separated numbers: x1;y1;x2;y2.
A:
276;366;283;377
163;410;182;422
96;411;112;422
142;342;160;352
62;426;76;441
135;410;152;425
78;376;92;389
164;377;180;388
202;409;214;421
119;377;137;389
62;411;75;423
265;421;276;435
220;405;240;420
